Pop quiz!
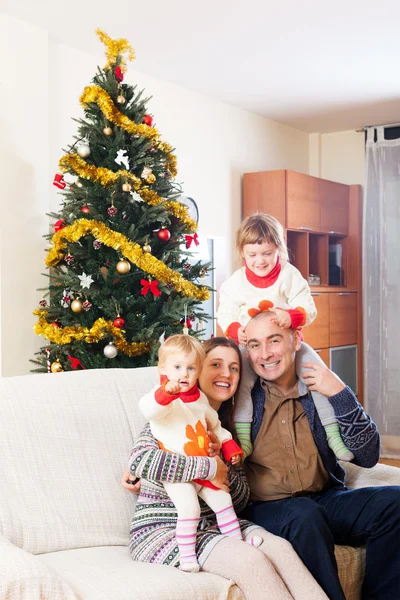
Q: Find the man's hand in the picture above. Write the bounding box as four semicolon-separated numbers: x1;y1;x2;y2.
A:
302;362;345;397
121;468;141;494
210;456;230;492
206;422;221;457
238;327;247;345
165;380;181;394
271;308;291;329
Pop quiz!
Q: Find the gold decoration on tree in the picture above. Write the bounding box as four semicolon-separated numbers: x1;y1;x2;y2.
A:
34;310;151;357
96;29;135;72
46;219;210;301
50;360;64;373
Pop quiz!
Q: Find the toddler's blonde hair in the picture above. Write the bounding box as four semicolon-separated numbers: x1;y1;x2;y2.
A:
158;334;205;367
236;213;288;262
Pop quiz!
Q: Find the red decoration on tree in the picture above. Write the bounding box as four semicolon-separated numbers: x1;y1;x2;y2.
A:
180;318;193;329
38;298;48;308
113;316;125;328
82;300;92;311
140;279;161;297
54;219;65;233
115;66;124;82
53;173;66;189
51;322;61;328
107;206;118;217
157;228;171;241
67;355;86;370
64;254;74;265
184;233;199;248
143;114;153;127
81;205;90;214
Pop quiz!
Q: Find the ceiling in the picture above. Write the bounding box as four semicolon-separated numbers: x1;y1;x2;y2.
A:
3;0;400;133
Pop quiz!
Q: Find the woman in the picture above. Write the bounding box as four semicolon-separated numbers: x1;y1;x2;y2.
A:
123;338;327;600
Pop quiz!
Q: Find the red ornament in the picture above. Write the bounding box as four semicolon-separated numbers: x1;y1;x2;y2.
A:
157;228;171;242
180;318;193;329
108;206;118;217
54;219;65;233
53;173;66;189
38;298;47;308
51;322;61;328
113;316;125;328
81;205;90;214
184;233;199;248
143;114;153;127
115;66;124;82
67;355;86;370
82;300;92;311
64;254;74;265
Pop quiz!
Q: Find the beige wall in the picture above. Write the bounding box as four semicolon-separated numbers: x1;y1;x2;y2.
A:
309;130;365;185
0;15;309;376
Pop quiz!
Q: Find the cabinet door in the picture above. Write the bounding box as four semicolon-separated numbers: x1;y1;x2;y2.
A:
286;171;321;232
320;179;349;235
329;292;357;346
302;293;329;349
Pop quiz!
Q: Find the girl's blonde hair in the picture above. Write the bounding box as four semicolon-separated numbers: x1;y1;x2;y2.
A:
236;213;288;262
158;334;205;367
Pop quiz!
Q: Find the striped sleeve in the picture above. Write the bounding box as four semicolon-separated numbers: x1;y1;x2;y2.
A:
228;466;250;514
129;423;213;483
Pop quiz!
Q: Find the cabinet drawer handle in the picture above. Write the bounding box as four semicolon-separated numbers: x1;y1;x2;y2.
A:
298;227;313;231
311;293;321;296
338;292;352;296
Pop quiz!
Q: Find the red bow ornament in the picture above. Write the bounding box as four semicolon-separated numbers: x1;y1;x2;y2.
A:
67;355;86;370
140;279;162;297
184;233;199;248
53;173;66;189
115;66;124;82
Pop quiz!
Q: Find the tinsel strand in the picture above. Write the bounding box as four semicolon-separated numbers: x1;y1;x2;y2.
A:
59;154;196;232
34;311;151;357
96;29;135;72
80;85;177;177
46;219;210;301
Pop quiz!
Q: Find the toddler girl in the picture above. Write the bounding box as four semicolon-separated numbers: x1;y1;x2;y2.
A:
217;213;354;462
139;334;249;573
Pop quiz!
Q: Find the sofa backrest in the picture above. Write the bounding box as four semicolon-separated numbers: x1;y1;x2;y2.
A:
0;367;158;554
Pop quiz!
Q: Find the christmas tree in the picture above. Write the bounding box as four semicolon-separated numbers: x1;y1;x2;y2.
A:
31;30;211;373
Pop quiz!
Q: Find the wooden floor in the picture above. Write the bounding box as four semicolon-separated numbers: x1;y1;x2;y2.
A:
379;458;400;468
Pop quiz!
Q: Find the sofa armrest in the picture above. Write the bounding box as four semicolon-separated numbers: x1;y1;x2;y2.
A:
0;535;80;600
344;461;400;490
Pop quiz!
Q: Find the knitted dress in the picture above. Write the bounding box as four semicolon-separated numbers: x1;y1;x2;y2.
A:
128;423;258;568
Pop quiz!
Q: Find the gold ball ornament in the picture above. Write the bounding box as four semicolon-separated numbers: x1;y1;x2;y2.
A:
77;143;91;158
116;259;131;274
51;361;64;373
143;243;152;253
71;298;83;312
117;95;126;104
103;126;113;136
199;268;207;278
76;181;83;188
122;182;132;192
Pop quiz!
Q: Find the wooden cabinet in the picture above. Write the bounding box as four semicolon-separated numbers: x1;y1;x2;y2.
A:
286;171;321;231
320;179;349;235
329;292;358;347
315;348;330;368
303;293;329;349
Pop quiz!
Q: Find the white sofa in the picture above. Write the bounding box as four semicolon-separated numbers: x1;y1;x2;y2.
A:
1;368;399;600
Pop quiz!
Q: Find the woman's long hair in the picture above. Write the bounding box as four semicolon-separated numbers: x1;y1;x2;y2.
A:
202;337;243;442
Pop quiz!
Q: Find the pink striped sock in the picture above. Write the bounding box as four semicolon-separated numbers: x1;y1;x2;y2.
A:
176;517;199;569
215;505;243;539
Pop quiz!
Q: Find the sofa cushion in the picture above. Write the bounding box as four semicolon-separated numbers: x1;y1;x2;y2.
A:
39;545;243;600
335;544;365;600
0;368;158;554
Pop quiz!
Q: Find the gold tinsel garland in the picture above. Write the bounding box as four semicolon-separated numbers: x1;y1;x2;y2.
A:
34;310;151;357
96;29;135;73
80;85;177;177
59;154;196;232
46;219;210;301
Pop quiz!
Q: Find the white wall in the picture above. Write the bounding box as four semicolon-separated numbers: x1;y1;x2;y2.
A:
0;15;309;376
309;130;365;185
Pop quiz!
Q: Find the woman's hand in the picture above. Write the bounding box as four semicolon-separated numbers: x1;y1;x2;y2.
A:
210;456;230;492
230;454;241;466
206;421;222;457
238;327;247;345
271;308;292;329
121;468;141;494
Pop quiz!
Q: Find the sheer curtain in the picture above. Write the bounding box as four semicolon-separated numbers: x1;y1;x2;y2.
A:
363;126;400;458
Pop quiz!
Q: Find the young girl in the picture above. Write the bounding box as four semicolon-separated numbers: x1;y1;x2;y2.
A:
216;213;354;462
138;334;250;573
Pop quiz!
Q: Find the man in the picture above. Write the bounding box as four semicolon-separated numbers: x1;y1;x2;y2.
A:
241;311;400;600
